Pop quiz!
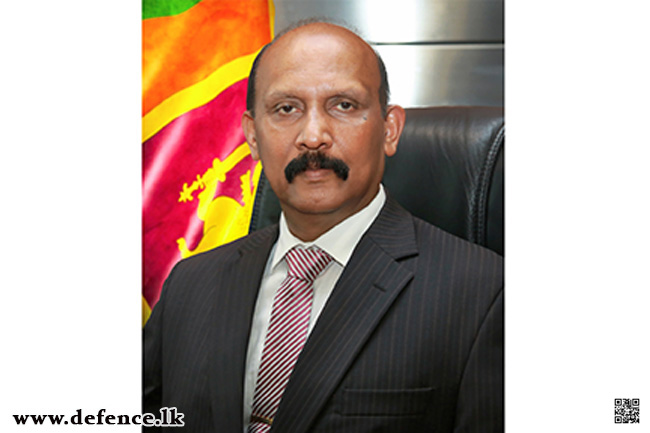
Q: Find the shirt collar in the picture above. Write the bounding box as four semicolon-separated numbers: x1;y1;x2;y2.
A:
271;185;386;270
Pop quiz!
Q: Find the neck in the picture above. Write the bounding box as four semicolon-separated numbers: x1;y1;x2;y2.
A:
282;186;381;242
283;212;343;242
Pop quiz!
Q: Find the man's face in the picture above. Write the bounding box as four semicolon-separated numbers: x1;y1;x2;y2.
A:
243;24;404;223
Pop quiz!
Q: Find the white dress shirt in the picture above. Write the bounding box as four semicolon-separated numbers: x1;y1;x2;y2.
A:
242;185;387;430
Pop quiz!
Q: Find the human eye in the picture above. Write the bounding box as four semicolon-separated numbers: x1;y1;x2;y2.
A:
337;101;354;111
274;103;298;115
330;97;358;114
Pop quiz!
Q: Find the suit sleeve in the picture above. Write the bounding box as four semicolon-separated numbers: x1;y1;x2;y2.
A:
143;266;176;430
453;289;504;433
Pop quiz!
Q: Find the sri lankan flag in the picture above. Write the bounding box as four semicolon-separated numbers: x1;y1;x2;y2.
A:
143;0;275;324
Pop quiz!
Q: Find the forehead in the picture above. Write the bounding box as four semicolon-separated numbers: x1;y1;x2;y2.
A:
256;25;380;100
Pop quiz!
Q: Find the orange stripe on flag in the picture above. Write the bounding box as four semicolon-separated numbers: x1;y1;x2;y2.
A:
143;0;272;116
143;49;260;142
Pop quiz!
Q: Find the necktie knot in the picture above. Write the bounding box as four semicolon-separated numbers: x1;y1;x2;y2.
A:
285;246;333;283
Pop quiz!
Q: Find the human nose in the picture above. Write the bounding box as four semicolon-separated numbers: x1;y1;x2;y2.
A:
296;108;333;151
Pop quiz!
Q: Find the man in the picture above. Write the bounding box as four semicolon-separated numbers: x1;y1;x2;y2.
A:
144;21;503;433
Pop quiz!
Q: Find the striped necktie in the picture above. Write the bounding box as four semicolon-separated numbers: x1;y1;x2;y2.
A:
248;246;333;432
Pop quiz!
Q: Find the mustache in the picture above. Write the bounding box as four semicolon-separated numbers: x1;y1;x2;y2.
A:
284;151;350;183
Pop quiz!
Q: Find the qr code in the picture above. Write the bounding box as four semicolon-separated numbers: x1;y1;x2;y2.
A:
615;398;640;423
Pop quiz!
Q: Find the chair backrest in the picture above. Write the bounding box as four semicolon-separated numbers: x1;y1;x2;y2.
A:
248;106;504;256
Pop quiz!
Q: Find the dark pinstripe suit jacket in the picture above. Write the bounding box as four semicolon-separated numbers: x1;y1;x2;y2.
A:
143;197;503;432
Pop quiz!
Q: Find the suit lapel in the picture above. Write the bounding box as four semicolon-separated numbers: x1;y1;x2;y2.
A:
271;197;419;433
207;226;278;433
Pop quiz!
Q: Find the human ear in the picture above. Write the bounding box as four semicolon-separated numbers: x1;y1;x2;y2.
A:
382;105;405;157
242;111;260;160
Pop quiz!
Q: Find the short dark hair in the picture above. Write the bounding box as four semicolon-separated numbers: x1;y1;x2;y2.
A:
246;21;390;117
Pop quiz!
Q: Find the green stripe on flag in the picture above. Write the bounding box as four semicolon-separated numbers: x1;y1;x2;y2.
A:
143;0;202;19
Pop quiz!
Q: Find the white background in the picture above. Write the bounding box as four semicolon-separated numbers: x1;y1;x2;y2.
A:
1;2;141;432
0;2;648;432
506;2;649;431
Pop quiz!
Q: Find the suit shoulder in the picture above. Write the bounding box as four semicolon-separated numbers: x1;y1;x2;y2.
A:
411;215;503;266
172;224;278;272
407;216;503;312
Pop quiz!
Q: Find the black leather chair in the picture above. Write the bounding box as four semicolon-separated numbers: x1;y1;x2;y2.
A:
248;106;504;256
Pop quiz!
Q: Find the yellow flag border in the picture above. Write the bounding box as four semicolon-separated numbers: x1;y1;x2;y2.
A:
142;49;261;142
